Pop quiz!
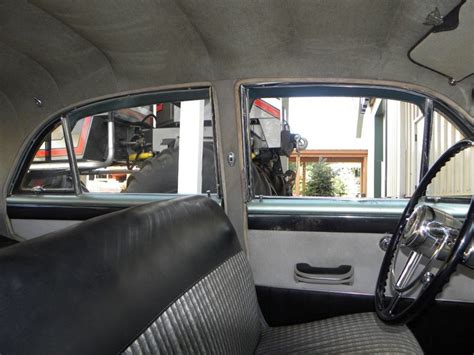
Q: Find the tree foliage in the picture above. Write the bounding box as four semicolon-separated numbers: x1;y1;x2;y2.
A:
305;159;346;197
333;176;347;196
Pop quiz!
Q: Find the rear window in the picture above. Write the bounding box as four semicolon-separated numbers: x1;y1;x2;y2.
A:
17;91;218;197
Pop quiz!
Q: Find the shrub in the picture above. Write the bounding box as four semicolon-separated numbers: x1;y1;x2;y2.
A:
305;159;347;197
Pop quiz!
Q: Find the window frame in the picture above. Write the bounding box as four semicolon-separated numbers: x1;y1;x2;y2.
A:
240;83;473;202
9;87;222;200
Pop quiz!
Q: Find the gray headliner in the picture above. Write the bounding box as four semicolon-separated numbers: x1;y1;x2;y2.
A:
1;0;473;237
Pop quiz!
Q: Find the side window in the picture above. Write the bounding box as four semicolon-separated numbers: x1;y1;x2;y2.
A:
427;111;470;197
18;96;217;196
245;95;434;199
20;122;75;192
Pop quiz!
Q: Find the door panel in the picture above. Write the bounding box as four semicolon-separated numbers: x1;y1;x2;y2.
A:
7;193;221;239
248;202;474;354
6;194;158;239
249;230;385;295
10;219;80;240
247;196;474;355
248;229;474;303
248;197;472;301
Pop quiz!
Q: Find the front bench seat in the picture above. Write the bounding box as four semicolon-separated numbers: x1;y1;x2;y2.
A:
0;196;422;354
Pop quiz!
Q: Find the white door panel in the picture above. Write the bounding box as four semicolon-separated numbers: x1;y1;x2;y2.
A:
248;229;474;303
11;219;80;240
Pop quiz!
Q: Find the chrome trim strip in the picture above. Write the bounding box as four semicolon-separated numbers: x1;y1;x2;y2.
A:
247;198;469;218
61;116;81;194
7;193;221;208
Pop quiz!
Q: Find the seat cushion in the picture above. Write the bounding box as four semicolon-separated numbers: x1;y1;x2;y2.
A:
256;312;422;354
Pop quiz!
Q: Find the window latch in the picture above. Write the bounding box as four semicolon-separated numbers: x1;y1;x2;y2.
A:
32;185;45;194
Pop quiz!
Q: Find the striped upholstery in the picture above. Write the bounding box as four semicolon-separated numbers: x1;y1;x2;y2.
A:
124;252;262;354
124;251;422;355
256;312;423;354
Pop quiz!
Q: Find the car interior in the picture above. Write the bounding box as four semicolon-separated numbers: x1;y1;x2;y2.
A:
0;1;473;354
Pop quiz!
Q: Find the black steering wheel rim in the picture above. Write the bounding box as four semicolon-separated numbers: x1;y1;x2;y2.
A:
375;138;473;324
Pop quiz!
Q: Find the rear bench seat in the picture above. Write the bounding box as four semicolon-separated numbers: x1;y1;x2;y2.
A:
0;196;422;354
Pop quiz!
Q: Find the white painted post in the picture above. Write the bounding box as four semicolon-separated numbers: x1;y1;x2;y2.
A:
178;100;205;194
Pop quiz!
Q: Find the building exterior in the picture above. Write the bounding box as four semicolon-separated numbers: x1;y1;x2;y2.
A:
362;99;471;198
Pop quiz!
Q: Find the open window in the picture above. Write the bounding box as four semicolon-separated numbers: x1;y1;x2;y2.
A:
13;88;219;198
241;85;471;202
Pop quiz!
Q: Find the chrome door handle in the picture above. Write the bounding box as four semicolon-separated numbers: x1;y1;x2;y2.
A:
294;263;354;285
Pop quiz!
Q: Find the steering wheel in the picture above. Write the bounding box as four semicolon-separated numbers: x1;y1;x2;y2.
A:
375;138;473;324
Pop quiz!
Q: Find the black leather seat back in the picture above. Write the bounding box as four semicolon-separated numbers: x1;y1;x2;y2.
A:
0;196;245;354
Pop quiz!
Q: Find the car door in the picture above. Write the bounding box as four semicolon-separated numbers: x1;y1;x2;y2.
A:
241;83;474;354
6;87;223;239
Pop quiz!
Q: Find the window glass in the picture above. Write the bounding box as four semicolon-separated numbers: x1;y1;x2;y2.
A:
20;98;217;195
427;111;470;198
247;96;425;198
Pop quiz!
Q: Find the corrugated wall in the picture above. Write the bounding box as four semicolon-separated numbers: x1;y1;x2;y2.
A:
384;102;470;198
385;100;422;198
428;112;471;196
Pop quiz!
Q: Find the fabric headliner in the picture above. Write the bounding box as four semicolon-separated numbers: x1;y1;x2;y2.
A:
0;0;469;123
0;0;472;237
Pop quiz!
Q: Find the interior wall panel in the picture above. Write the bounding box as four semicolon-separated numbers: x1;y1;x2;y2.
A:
248;229;474;303
212;80;247;250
